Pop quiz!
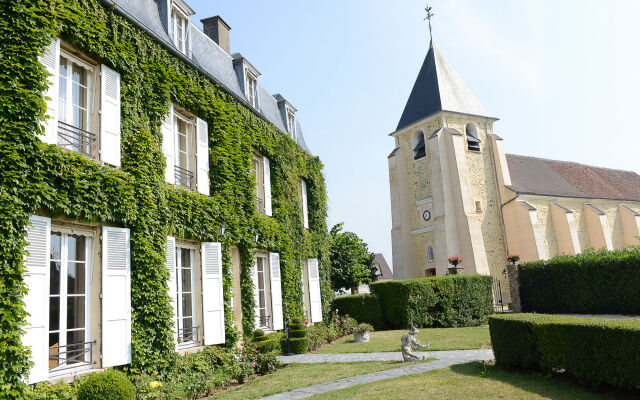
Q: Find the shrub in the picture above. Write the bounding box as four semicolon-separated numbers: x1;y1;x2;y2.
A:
489;314;640;390
332;294;384;329
371;274;492;329
288;329;307;338
307;322;331;350
253;329;265;338
353;323;374;335
76;370;135;400
280;337;310;354
255;338;280;353
519;249;640;314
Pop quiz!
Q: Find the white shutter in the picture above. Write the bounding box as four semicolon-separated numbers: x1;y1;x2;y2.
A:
201;242;225;345
100;65;121;166
39;38;59;145
269;252;283;330
301;180;309;229
23;215;51;384
250;261;260;328
307;258;322;323
102;227;131;367
162;104;175;184
166;236;178;347
196;117;210;196
263;157;272;216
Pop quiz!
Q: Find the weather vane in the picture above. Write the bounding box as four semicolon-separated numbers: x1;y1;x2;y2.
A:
424;4;434;41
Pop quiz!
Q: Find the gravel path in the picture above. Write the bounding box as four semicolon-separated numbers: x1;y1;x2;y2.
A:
264;349;494;399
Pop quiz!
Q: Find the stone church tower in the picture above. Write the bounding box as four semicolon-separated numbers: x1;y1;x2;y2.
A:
389;40;640;288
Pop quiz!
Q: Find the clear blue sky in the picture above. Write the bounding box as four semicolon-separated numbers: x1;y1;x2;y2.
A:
188;0;640;270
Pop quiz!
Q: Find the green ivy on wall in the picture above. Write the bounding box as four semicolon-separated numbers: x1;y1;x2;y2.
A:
0;0;332;396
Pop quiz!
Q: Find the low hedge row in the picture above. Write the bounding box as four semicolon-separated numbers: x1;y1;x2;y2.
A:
332;294;384;329
489;314;640;390
280;337;309;354
519;249;640;314
367;274;493;329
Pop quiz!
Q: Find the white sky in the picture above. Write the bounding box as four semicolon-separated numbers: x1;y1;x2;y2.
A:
188;0;640;269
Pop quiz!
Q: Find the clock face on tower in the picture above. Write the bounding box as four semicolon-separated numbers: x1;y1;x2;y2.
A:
423;210;431;221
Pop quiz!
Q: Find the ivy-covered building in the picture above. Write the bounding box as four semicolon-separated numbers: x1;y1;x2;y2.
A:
1;0;330;390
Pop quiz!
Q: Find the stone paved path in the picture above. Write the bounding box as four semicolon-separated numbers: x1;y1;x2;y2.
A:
265;349;493;399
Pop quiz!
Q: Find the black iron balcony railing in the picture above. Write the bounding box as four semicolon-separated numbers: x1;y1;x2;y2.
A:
258;315;271;329
178;326;200;344
49;340;95;372
58;121;96;158
175;165;194;190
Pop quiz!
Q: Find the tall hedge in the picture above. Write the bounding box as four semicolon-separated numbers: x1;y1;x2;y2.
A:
370;274;493;329
489;313;640;390
332;294;384;330
519;249;640;314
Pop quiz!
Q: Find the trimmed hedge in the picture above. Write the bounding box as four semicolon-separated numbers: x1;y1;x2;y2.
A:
519;249;640;314
255;338;280;354
77;370;135;400
280;337;309;354
332;294;384;330
370;274;493;329
489;314;640;390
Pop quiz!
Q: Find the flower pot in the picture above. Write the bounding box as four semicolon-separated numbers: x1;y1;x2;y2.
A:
353;331;370;342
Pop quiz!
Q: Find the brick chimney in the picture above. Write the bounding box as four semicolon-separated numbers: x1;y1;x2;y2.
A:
201;16;231;54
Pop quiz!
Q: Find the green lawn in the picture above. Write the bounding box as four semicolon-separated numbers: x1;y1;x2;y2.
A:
309;362;613;400
317;326;490;353
214;360;432;400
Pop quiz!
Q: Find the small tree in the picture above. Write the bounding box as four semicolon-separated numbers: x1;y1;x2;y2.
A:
329;223;376;294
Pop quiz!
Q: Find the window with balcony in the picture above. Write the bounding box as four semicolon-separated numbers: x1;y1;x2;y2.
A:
175;246;198;346
174;111;196;190
48;231;93;374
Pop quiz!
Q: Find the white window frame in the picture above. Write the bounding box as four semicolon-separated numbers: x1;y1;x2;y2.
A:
246;70;258;108
287;110;296;139
252;155;265;214
256;255;269;329
170;7;188;53
175;245;197;347
48;229;93;377
173;110;195;190
58;50;96;155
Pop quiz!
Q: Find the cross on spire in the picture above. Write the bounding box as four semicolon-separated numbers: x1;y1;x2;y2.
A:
424;5;434;41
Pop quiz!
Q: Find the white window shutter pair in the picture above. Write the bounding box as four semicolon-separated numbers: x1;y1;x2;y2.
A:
23;215;51;384
301;180;309;229
100;65;121;167
162;104;175;184
102;227;132;367
165;236;178;347
196;117;210;196
201;242;225;345
269;253;283;330
39;39;59;145
263;157;272;216
307;258;322;322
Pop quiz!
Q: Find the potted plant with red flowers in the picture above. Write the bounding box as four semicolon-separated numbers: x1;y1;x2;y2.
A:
447;255;464;274
507;254;520;265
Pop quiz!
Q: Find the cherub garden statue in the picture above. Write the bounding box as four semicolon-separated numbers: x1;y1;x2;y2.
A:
401;326;429;361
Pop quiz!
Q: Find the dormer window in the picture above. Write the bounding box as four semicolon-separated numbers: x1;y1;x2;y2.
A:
287;110;296;139
246;71;258;108
169;7;188;53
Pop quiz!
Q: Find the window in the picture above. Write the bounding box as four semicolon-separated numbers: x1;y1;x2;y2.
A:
413;131;426;160
170;8;188;53
175;246;197;346
301;180;309;229
427;245;434;263
58;52;96;157
475;200;482;212
252;155;264;213
287;110;296;139
246;72;258;108
424;268;436;277
465;123;481;151
49;232;91;373
174;110;195;190
256;256;269;328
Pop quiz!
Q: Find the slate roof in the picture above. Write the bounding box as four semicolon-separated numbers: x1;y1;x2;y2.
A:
397;40;492;131
506;154;640;201
373;253;393;279
102;0;310;153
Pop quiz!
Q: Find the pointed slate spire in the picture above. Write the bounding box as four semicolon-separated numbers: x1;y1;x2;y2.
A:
396;41;491;131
